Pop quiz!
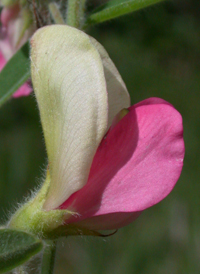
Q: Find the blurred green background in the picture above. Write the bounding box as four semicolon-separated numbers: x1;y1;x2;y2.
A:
1;0;200;273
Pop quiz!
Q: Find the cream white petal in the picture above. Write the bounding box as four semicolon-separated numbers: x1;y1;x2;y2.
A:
31;25;108;210
89;37;130;127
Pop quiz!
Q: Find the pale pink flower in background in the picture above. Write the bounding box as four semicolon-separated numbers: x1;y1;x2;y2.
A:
30;25;185;232
0;2;34;97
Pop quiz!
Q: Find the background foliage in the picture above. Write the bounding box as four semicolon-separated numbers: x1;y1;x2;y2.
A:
0;0;200;273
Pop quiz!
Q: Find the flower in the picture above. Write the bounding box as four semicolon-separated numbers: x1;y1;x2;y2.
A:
25;25;184;233
0;1;34;97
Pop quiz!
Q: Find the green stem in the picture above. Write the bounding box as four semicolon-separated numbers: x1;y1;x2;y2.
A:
66;0;87;28
41;240;57;274
78;0;87;27
49;2;65;24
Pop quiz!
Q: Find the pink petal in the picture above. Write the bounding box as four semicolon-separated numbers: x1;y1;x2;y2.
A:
0;51;6;69
1;5;20;27
12;82;32;97
72;212;141;230
61;98;184;230
0;27;14;59
0;5;33;98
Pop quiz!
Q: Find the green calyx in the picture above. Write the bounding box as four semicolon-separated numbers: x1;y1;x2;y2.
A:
8;171;103;239
8;171;74;239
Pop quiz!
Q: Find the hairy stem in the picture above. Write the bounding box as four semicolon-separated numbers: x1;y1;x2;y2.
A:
41;241;57;274
49;2;65;24
66;0;87;28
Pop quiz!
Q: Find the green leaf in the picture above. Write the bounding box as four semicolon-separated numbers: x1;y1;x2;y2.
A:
84;0;164;26
0;228;43;273
0;41;31;107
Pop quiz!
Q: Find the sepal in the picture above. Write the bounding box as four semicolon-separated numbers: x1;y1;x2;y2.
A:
8;170;102;239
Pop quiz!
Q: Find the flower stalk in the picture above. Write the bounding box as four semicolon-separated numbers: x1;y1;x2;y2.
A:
41;240;57;274
48;2;65;24
66;0;86;28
